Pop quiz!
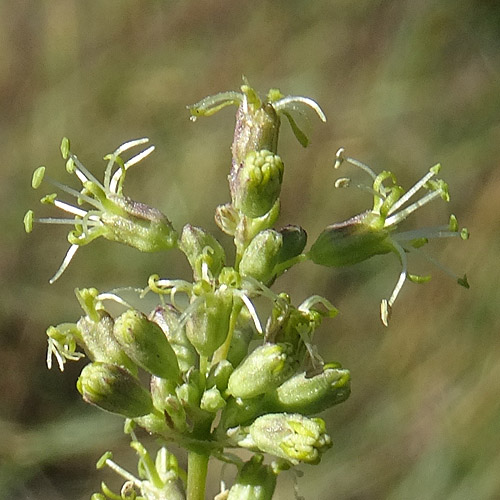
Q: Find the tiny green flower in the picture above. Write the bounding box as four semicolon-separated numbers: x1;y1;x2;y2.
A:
230;413;332;465
77;362;154;418
27;137;177;283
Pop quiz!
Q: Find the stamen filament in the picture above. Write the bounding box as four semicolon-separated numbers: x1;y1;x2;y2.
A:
45;176;105;211
273;96;327;122
344;156;378;181
385;189;442;227
49;244;79;284
238;292;263;334
69;153;105;191
394;227;461;242
53;200;88;217
35;217;100;226
386;170;436;216
109;145;155;193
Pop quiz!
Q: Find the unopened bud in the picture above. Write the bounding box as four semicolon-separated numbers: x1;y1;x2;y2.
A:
308;212;390;267
150;305;196;373
186;286;233;358
77;362;153;418
200;386;226;413
268;365;351;414
113;310;180;381
77;313;136;373
276;225;307;264
227;343;295;399
238;230;282;284
231;150;284;218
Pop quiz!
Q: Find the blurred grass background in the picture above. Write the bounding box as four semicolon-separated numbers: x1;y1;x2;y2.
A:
1;0;499;498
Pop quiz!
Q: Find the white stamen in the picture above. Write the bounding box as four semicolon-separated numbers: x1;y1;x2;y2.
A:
239;292;263;334
274;96;327;122
109;145;155;193
53;200;88;217
386;170;436;216
104;458;141;486
389;242;408;308
385;189;442;227
97;293;134;310
114;137;150;156
49;244;79;284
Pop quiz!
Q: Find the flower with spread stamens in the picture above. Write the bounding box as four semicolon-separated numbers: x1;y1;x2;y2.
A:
309;149;469;325
25;137;177;283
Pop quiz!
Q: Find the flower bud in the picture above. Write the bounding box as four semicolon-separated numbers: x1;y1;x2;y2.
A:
227;343;295;399
77;362;153;418
231;150;284;218
233;414;332;465
238;230;283;284
200;386;226;413
308;212;390;267
77;313;136;373
227;455;277;500
150;305;196;373
180;224;226;280
276;225;307;264
267;365;351;414
186;286;233;358
113;309;180;381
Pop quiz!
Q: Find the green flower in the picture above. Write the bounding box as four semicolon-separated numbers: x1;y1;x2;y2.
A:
25;137;177;283
309;149;469;325
229;413;332;465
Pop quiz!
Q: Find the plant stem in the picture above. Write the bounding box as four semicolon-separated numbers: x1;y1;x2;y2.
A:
187;450;209;500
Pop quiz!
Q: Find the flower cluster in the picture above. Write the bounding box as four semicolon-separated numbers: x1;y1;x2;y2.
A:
26;81;467;500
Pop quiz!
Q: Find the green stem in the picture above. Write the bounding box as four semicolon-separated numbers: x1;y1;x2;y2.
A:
187;450;209;500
